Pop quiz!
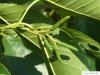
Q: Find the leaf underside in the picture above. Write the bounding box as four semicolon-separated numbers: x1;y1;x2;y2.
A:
46;0;100;20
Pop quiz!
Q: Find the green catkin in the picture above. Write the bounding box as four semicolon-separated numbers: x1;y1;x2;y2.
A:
53;48;62;62
43;37;53;52
43;37;62;62
45;34;63;62
51;16;70;31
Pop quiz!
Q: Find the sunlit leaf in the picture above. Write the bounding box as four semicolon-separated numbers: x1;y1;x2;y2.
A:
46;0;100;20
2;35;31;58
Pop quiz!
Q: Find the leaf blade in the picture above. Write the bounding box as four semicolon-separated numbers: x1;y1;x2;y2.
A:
2;35;31;58
0;63;11;75
46;0;100;20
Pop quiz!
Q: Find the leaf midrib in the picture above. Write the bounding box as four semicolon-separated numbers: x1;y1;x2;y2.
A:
46;0;100;21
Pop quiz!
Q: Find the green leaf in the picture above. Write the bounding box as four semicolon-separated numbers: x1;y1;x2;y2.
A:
17;30;40;48
51;49;89;75
2;35;31;58
0;1;51;24
69;17;100;43
0;35;3;56
0;63;11;75
0;0;29;4
0;3;27;23
82;43;100;59
0;0;52;24
23;8;53;24
60;28;100;59
61;28;100;49
46;0;100;20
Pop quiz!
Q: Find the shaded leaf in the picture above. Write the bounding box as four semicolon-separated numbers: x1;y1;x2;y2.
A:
23;8;53;24
60;28;100;59
0;1;52;24
3;53;49;75
61;28;100;49
0;63;11;75
0;3;27;23
68;17;100;43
